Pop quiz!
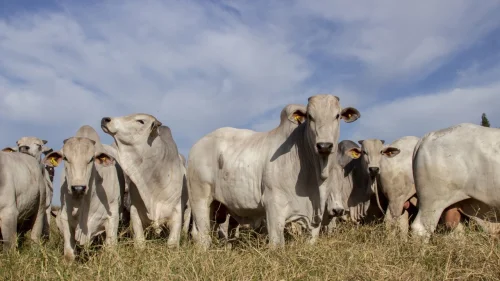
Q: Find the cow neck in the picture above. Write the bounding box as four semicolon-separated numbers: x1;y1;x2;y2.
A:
114;141;154;218
298;124;334;226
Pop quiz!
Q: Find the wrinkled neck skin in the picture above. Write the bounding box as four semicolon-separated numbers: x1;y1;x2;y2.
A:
113;134;178;221
295;125;337;226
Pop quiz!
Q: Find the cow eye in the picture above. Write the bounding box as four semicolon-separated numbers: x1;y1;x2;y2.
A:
335;114;340;119
89;156;95;163
63;156;69;163
137;120;145;124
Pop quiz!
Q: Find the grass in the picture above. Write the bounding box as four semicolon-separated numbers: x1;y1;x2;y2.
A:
1;220;500;281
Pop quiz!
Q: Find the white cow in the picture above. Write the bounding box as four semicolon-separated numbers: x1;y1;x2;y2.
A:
12;137;54;238
187;95;360;249
101;113;187;248
44;125;121;261
0;149;47;252
411;123;500;240
377;136;420;238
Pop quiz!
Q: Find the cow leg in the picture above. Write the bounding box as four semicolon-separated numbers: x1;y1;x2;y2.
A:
411;195;466;242
104;211;119;247
308;225;321;244
129;204;145;249
397;210;409;241
61;216;76;262
189;179;214;250
30;201;46;245
1;209;19;252
166;202;183;249
182;201;192;236
265;200;286;248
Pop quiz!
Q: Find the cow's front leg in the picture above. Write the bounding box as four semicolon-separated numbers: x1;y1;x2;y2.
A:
167;202;183;248
265;196;287;248
130;204;145;249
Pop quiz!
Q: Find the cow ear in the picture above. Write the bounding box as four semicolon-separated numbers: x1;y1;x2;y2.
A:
380;140;385;145
358;140;364;145
382;147;400;158
43;151;63;167
94;152;115;167
290;109;306;125
340;107;360;123
42;146;53;155
347;147;362;159
42;140;48;145
2;146;18;152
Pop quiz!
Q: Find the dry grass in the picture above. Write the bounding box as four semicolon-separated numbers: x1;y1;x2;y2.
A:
2;221;500;281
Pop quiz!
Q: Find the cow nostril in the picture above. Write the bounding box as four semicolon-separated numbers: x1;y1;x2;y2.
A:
71;186;87;194
333;208;345;216
316;142;334;153
369;167;380;174
101;117;111;124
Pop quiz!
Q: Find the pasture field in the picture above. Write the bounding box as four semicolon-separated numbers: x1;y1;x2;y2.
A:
1;220;500;281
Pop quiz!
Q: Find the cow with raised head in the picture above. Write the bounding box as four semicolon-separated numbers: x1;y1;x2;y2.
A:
101;114;187;249
187;94;360;249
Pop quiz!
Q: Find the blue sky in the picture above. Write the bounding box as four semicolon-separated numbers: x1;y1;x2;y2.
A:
1;0;500;204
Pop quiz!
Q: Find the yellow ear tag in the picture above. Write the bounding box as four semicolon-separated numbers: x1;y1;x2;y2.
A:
294;115;301;122
99;157;108;163
348;113;352;119
50;157;58;167
350;150;360;159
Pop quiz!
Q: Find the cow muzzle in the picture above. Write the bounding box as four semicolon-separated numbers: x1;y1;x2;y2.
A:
71;185;87;196
316;142;334;155
19;146;30;153
101;117;112;133
368;167;379;177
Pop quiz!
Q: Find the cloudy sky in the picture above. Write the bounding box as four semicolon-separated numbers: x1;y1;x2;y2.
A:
1;0;500;204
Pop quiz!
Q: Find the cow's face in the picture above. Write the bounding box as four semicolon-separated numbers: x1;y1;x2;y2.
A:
101;113;162;147
43;137;115;197
16;137;52;162
346;139;400;177
305;95;360;158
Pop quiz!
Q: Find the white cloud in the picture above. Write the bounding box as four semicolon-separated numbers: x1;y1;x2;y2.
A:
350;82;500;143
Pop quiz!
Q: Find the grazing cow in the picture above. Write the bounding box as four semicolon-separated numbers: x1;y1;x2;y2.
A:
101;113;187;248
411;123;500;240
0;149;47;252
187;95;360;249
13;137;54;238
44;125;121;261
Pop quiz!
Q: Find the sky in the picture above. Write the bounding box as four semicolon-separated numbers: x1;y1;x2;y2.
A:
1;0;500;205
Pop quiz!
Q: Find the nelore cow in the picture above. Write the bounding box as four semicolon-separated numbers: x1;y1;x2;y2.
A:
187;94;360;249
411;123;500;240
13;137;55;238
0;148;47;252
101;113;187;249
44;125;123;261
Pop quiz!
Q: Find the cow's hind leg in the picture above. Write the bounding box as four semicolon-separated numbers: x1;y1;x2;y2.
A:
189;182;213;250
1;209;19;252
411;194;468;242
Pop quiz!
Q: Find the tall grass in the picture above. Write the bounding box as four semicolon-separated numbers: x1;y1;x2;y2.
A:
1;221;499;281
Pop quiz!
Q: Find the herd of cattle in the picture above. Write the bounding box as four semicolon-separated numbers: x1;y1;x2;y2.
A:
1;94;499;262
